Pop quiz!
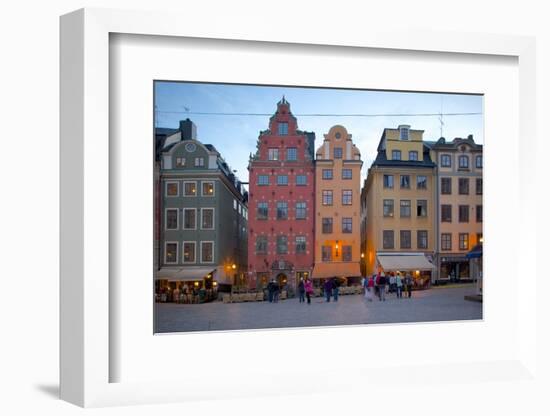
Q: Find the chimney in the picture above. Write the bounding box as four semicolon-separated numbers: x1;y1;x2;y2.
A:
179;118;197;141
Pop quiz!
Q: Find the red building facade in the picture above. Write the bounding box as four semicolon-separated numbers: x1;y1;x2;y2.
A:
247;98;315;292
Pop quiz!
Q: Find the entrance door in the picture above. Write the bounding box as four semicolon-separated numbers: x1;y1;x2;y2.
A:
276;273;288;288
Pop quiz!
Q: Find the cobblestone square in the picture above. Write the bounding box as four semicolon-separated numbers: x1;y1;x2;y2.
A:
155;284;482;333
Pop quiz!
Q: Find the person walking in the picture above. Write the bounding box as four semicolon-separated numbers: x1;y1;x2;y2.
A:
396;272;403;298
324;279;333;302
363;275;374;302
332;277;340;302
304;278;313;304
389;272;396;294
405;273;413;298
377;272;386;301
298;277;306;303
267;279;274;303
273;279;280;303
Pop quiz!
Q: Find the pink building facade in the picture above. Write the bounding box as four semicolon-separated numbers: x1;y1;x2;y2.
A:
247;98;315;292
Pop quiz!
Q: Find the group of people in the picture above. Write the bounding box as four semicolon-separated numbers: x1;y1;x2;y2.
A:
297;277;314;304
362;271;413;302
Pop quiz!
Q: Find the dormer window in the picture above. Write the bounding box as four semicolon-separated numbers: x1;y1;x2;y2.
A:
399;125;410;140
278;122;288;136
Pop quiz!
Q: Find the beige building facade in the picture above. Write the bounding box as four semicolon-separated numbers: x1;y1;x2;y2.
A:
428;136;483;282
313;125;362;284
361;125;437;282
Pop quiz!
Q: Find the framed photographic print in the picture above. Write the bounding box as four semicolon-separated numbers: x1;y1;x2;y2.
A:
60;7;537;408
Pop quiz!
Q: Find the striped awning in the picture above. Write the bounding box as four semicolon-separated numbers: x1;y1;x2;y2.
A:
376;253;434;271
311;262;361;279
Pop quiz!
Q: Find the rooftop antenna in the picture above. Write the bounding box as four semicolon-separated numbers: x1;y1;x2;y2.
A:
438;96;445;138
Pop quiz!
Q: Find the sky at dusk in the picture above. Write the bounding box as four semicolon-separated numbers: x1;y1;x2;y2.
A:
155;82;483;187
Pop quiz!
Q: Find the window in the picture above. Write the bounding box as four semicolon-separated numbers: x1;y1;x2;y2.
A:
276;202;288;220
400;230;411;249
383;199;394;217
286;147;297;161
278;122;288;135
322;246;332;261
176;157;186;167
201;208;214;229
383;230;394;249
334;147;343;159
476;155;483;168
184;182;197;196
417;230;428;249
238;204;242;215
201;241;214;262
342;217;352;233
441;233;452;251
342;169;352;180
202;181;214;196
400;200;411;217
399;126;410;140
409;151;418;161
392;150;402;160
296;174;307;185
417;175;427;190
256;202;269;220
342;190;352;205
258;175;270;186
322;190;333;206
277;175;288;186
400;175;410;189
166;182;178;196
276;236;288;254
342;246;352;261
322;169;333;180
440;154;451;167
441;205;452;222
183;242;196;263
459;205;469;223
194;157;205;167
165;209;178;230
476;178;483;195
256;236;268;254
383;175;394;189
233;199;237;210
459;233;469;250
459;178;469;195
322;218;333;234
476;205;483;222
295;236;306;254
268;148;279;160
183;208;196;229
417;200;427;217
441;177;452;194
458;155;469;169
165;242;178;264
296;202;306;219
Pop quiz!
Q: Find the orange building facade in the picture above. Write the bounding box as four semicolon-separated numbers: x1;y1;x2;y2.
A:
313;125;363;284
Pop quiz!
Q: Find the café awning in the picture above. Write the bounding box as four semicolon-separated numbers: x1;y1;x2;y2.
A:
311;262;361;279
155;267;216;281
466;244;483;259
376;253;434;271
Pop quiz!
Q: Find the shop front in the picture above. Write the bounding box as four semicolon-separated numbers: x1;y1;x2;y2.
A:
376;252;435;289
311;262;362;288
438;255;472;283
155;266;217;303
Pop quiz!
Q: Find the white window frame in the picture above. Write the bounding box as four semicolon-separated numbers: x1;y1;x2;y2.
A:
183;180;197;197
164;208;179;230
182;208;197;230
200;208;215;230
201;180;215;196
175;157;186;167
268;148;279;160
165;180;179;197
194;157;205;167
182;241;197;264
200;241;215;264
399;126;410;140
164;241;179;264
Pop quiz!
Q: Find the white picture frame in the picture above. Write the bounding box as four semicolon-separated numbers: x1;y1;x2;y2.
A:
60;8;537;408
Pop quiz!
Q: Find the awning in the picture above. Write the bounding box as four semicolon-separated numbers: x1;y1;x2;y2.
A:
376;253;434;271
311;262;361;279
466;244;483;259
155;267;216;281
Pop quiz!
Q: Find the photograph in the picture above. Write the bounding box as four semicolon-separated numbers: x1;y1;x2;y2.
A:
153;81;483;333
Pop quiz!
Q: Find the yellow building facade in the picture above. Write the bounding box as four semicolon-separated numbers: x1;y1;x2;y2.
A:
313;125;362;284
361;125;437;280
